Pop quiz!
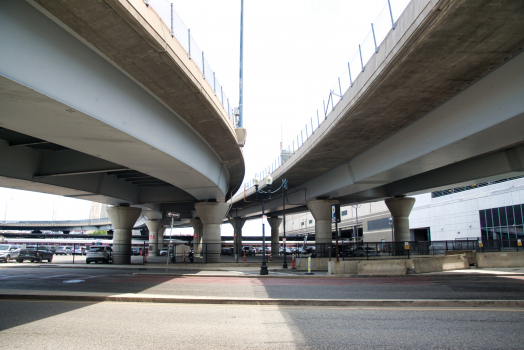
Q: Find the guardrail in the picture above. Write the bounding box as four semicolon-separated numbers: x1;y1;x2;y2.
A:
245;0;411;190
145;0;237;128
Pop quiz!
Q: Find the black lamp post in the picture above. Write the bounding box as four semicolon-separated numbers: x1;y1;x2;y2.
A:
282;179;288;269
253;174;272;275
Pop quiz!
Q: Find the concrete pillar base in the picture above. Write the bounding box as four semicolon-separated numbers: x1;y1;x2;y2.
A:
267;217;282;257
157;227;166;249
189;218;203;256
307;199;338;257
194;202;230;263
107;206;141;264
229;217;246;258
385;197;416;243
146;220;162;256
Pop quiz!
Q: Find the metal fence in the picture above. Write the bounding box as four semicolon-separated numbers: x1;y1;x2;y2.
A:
245;0;411;190
8;239;519;266
145;0;237;127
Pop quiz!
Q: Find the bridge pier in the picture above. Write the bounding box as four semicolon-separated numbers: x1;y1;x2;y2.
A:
307;199;339;257
385;196;416;243
107;206;142;264
189;218;203;255
267;217;282;256
194;202;230;263
157;227;166;250
146;220;162;256
229;217;246;258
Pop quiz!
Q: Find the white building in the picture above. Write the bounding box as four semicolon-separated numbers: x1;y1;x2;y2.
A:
281;177;524;243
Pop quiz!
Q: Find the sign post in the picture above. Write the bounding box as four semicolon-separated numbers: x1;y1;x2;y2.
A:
331;204;340;261
166;212;179;270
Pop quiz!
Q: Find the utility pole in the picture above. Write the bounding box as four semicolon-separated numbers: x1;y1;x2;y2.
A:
238;0;244;128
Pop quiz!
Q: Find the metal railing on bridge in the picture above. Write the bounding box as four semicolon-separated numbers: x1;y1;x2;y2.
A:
245;0;411;190
145;0;238;128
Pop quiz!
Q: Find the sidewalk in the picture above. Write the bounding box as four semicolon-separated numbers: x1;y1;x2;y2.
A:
0;287;522;308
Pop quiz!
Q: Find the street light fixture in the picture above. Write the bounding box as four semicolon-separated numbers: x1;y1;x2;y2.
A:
253;174;273;275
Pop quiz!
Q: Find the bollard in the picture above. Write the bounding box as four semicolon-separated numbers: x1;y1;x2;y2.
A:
291;254;295;269
183;250;186;263
305;256;314;275
269;252;273;261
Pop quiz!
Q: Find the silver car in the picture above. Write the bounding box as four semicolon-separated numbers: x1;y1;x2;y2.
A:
86;246;112;264
0;244;21;262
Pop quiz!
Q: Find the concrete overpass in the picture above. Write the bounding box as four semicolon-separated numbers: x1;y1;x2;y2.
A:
0;0;245;262
229;0;524;252
0;218;112;233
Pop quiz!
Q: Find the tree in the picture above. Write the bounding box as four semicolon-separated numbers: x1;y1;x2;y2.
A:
90;230;108;235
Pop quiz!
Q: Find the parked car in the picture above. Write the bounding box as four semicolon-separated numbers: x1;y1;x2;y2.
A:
73;247;86;255
305;246;316;254
131;247;142;256
221;247;233;255
159;248;169;256
242;246;254;256
86;246;112;264
348;246;379;257
17;248;53;263
0;244;21;262
55;246;71;255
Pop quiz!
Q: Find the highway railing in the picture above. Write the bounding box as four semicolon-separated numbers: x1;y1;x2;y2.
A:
245;0;411;190
145;0;237;128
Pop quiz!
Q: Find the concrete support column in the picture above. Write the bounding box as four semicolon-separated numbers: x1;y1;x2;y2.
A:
189;218;203;255
107;206;141;264
229;217;246;257
146;220;162;256
267;217;282;256
194;202;230;263
307;199;338;244
157;227;166;249
385;197;416;242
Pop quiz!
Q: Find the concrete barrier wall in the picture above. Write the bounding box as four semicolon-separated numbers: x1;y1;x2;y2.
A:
297;257;330;271
445;250;476;265
358;260;407;275
413;254;468;274
328;261;359;275
476;251;524;268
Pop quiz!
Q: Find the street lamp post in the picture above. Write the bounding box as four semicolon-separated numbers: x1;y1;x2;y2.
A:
282;179;288;269
253;174;273;275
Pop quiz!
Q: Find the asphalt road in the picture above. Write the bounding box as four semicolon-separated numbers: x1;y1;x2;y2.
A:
1;300;523;349
1;267;524;300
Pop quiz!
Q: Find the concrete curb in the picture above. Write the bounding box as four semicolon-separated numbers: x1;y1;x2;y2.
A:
0;292;522;308
2;264;524;278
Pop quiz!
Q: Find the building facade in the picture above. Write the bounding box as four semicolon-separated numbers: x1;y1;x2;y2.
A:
281;177;524;243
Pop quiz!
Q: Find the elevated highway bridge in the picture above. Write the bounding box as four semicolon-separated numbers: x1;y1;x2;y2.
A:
229;0;524;254
0;0;246;262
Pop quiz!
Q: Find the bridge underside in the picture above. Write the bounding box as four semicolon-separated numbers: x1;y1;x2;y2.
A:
233;0;524;219
0;0;244;222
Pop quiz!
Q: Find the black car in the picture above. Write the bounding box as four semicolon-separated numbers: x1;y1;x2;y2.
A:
17;248;53;263
131;247;142;256
221;247;233;255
